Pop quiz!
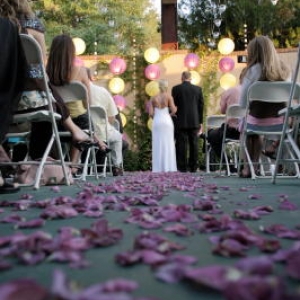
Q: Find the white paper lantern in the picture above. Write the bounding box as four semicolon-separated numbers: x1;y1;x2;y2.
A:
72;37;86;55
218;38;235;55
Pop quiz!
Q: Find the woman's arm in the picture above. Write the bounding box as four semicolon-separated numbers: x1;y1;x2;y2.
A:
149;98;154;117
168;95;177;115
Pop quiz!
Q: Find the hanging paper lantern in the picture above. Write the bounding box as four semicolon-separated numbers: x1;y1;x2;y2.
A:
147;118;153;131
219;57;235;73
220;73;237;90
218;38;235;55
144;47;160;63
113;95;126;111
72;37;86;55
119;112;127;127
190;70;201;85
145;81;159;97
184;53;200;69
108;77;125;94
144;64;161;80
74;57;84;67
109;57;127;75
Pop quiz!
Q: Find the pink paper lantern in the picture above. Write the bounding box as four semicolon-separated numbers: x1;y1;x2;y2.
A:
184;53;200;69
113;95;126;111
109;57;127;75
219;57;235;73
144;64;161;80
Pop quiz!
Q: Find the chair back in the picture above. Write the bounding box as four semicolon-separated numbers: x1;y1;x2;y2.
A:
247;81;299;104
20;33;44;66
90;105;109;142
54;81;88;104
20;34;51;103
225;104;246;119
206;115;225;129
54;81;92;131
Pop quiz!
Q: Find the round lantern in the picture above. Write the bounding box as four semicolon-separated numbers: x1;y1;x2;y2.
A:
218;38;235;55
219;57;235;73
220;73;237;90
147;118;153;131
144;47;160;64
74;57;84;67
145;81;159;97
119;112;127;127
144;64;161;80
113;95;126;111
72;37;86;55
190;70;201;85
184;53;200;69
108;77;125;94
109;57;127;75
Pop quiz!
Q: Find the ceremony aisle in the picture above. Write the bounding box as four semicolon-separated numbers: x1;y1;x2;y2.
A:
0;172;300;300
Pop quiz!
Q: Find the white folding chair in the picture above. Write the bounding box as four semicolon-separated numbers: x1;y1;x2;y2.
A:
240;81;300;180
53;81;100;180
1;34;71;189
205;114;226;173
273;43;300;183
219;105;246;176
90;105;112;177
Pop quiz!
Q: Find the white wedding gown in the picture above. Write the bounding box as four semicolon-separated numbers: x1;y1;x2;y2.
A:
152;107;177;172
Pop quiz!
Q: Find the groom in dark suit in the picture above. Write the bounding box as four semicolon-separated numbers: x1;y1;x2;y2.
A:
171;71;204;172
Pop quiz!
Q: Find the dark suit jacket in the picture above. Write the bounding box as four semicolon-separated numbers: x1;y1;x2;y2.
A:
171;81;204;130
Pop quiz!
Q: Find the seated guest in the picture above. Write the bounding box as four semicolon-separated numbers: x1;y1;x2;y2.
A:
86;68;124;176
46;35;108;175
207;69;246;165
1;0;96;166
238;36;291;178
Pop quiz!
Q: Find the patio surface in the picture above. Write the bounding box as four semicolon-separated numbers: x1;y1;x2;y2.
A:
0;171;300;299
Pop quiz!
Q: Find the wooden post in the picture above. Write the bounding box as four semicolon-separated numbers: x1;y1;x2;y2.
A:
161;0;178;50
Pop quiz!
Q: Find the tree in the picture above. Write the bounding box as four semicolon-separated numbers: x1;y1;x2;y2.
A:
32;0;161;54
178;0;300;51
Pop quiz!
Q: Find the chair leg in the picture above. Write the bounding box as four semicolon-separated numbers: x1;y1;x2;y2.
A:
33;135;55;189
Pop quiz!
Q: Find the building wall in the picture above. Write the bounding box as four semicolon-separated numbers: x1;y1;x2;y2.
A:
82;48;300;117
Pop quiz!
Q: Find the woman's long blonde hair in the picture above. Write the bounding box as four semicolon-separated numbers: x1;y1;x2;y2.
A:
246;35;290;81
0;0;33;25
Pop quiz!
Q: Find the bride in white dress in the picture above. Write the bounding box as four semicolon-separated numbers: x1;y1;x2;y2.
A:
149;79;177;172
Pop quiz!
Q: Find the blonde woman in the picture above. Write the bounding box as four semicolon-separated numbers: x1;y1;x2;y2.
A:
149;79;177;172
239;35;291;177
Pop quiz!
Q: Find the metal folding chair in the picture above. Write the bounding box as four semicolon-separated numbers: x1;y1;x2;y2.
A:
219;104;245;176
1;34;71;189
205;114;226;173
90;105;113;177
273;43;300;183
53;81;100;180
240;80;300;180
